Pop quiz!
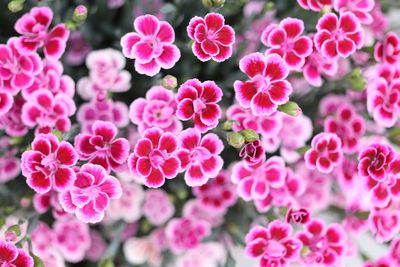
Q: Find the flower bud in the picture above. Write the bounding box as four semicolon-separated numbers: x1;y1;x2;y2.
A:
389;128;400;146
202;0;225;8
73;5;88;22
347;68;366;91
240;129;259;142
162;75;178;90
278;101;302;117
222;120;234;131
227;132;245;148
6;224;21;239
285;208;310;224
8;0;24;13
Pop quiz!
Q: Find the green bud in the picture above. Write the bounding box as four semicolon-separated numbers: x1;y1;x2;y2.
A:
140;218;151;233
176;188;188;200
51;130;63;141
265;2;274;10
32;255;45;267
240;129;259;142
8;0;24;13
202;0;225;8
347;68;366;91
227;132;245;148
388;128;400;146
278;101;302;117
73;5;88;23
6;224;21;237
98;258;114;267
222;120;234;131
10;137;23;145
161;75;178;90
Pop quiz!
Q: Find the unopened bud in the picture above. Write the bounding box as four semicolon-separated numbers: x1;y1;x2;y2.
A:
202;0;225;8
347;68;366;91
222;120;234;131
227;132;245;148
278;101;302;117
8;0;24;13
162;75;178;90
240;129;259;142
6;224;21;239
73;5;88;22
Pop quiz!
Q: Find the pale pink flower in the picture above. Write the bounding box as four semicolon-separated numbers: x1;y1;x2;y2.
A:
143;189;175;226
65;31;91;66
0;137;20;183
333;0;375;24
369;208;400;243
175;242;226;267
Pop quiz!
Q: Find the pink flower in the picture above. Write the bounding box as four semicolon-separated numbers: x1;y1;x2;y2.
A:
176;79;223;133
234;53;293;116
245;220;301;267
175;242;226;267
65;31;91;66
77;99;129;133
187;13;235;62
21;89;76;132
369;208;400;243
176;128;224;186
128;127;180;188
364;257;393;267
367;77;400;128
239;140;265;166
303;49;339;87
297;219;347;266
86;230;107;262
143;189;175;226
53;219;91;262
59;163;122;223
304;132;343;174
374;32;400;65
0;240;34;267
0;138;20;183
333;0;375;24
165;217;211;254
261;18;313;69
14;6;70;59
120;15;180;76
286;208;311;225
390;238;400;265
21;134;78;194
0;38;42;108
358;144;394;182
129;86;182;134
324;103;365;153
192;170;237;213
75;120;130;173
314;12;364;59
231;156;286;201
297;0;333;12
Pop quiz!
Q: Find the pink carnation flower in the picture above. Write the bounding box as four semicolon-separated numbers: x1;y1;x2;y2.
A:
245;220;302;267
121;15;180;76
176;79;223;133
53;219;91;263
129;86;182;134
75;120;130;173
165;217;211;254
77;99;129;133
304;132;343;174
369;208;400;243
231;156;286;201
314;12;364;59
21;89;76;132
358;144;394;182
239;140;265;166
143;189;175;226
364;257;392;267
0;137;20;183
297;0;333;12
297;219;347;266
187;13;235;62
86;230;107;262
21;133;78;194
175;242;226;267
303;49;339;87
176;128;224;186
0;240;34;267
234;52;293;116
374;32;400;64
65;31;91;66
261;18;313;70
59;164;122;223
14;6;69;59
128;127;180;188
333;0;375;24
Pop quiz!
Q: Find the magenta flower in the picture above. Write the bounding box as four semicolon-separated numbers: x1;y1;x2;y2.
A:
261;18;313;70
0;137;20;183
334;0;375;25
231;156;286;201
358;144;394;182
128;127;180;188
14;6;69;59
21;134;78;194
239;140;265;166
364;257;392;267
143;189;175;226
390;238;400;265
367;77;400;128
120;15;180;76
65;31;91;66
59;163;122;223
285;208;310;224
165;217;211;254
0;240;34;267
324;103;365;153
303;49;339;87
0;38;42;96
187;13;235;62
176;128;224;187
369;208;400;243
374;32;400;65
53;219;91;262
314;12;364;59
75;120;130;173
192;171;237;213
129;86;182;134
297;219;347;266
245;220;302;267
234;53;293;116
304;132;343;174
21;89;76;132
176;79;222;133
297;0;333;12
77;99;129;134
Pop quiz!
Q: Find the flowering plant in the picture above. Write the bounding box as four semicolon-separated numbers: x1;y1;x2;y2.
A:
1;0;400;266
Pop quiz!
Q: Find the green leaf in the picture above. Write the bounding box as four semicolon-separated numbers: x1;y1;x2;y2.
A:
32;255;45;267
98;258;115;267
7;224;21;237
